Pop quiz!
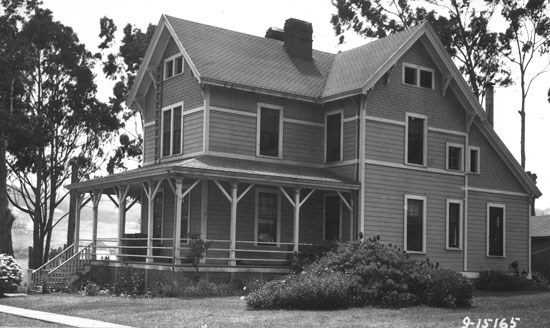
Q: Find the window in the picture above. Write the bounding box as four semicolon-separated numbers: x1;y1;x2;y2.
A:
487;204;505;257
324;196;341;240
406;114;427;165
161;103;183;157
153;191;164;240
256;191;279;245
402;63;434;89
180;195;190;243
446;200;462;249
257;104;282;158
404;195;426;253
468;146;480;174
325;111;342;163
164;55;183;79
446;143;464;171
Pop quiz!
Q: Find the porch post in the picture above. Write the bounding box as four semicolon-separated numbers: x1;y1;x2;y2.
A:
229;182;238;266
74;192;82;251
116;186;129;259
174;179;183;265
146;183;155;264
293;188;301;253
91;190;102;260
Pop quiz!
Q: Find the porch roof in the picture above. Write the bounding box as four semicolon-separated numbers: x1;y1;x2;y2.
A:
67;155;359;193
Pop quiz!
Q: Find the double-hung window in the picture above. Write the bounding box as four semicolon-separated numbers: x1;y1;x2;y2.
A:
404;195;426;253
446;143;464;171
468;146;480;174
161;103;183;157
406;113;427;166
325;111;343;163
487;204;505;257
255;191;280;245
257;104;283;158
164;54;183;79
446;200;462;250
403;63;434;89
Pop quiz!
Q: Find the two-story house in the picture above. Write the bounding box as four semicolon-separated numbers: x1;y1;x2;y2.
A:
46;15;540;285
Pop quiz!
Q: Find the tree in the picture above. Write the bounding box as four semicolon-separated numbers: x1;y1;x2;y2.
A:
0;0;39;256
497;0;550;168
6;7;123;268
97;17;156;174
330;0;512;103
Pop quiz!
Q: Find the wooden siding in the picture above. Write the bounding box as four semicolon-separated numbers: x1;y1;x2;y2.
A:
427;131;464;171
283;123;323;163
183;110;203;154
366;120;404;164
209;110;256;156
364;164;465;270
143;124;156;165
467;191;529;272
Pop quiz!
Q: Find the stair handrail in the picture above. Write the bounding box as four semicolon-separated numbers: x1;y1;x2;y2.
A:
31;243;75;274
48;243;92;275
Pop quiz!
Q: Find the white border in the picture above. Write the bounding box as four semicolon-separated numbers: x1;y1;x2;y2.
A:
256;103;284;159
405;112;428;167
486;203;506;257
325;109;344;163
446;142;465;172
468;146;481;174
254;188;281;246
446;199;463;250
404;194;427;254
160;101;184;158
164;53;184;80
402;62;435;90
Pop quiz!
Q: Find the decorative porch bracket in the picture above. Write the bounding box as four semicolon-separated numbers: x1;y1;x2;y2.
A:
279;187;316;253
170;178;201;265
214;180;254;266
143;179;164;263
442;75;452;97
90;190;103;260
336;191;355;241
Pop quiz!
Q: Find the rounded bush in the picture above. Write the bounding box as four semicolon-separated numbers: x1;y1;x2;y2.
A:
0;254;23;295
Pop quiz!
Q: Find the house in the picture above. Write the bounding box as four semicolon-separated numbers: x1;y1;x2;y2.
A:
531;215;550;275
31;15;541;288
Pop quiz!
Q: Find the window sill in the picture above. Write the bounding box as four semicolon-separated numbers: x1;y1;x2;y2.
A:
405;250;426;255
486;255;506;258
402;82;434;91
404;162;426;168
445;247;462;252
163;72;183;82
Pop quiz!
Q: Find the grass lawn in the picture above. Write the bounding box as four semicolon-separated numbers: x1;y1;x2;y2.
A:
1;291;550;328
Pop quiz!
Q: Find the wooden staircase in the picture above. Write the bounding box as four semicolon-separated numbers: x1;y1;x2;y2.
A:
28;243;93;293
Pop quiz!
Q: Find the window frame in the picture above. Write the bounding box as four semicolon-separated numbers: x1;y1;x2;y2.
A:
446;142;465;171
324;109;344;163
468;146;481;174
405;113;428;166
254;188;281;246
404;195;427;254
446;199;463;250
256;103;284;159
160;102;184;158
402;63;435;90
164;54;184;80
486;203;506;257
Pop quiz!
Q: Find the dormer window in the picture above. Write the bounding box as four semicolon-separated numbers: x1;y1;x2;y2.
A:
403;63;434;89
164;54;183;79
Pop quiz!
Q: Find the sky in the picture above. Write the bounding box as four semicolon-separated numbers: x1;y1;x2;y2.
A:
37;0;550;211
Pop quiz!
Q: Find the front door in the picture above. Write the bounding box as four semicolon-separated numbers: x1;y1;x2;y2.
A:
324;196;340;240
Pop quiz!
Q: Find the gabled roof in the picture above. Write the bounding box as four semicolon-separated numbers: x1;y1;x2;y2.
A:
531;215;550;237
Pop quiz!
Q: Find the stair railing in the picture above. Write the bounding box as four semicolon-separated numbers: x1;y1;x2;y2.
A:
28;243;76;292
46;243;93;289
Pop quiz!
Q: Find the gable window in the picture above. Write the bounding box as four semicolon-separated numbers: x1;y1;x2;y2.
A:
487;204;505;257
161;103;183;157
446;200;462;249
255;191;280;245
164;54;183;79
403;63;434;89
325;111;342;163
180;195;190;243
406;114;427;166
257;104;283;158
446;143;464;171
468;146;480;174
404;195;426;253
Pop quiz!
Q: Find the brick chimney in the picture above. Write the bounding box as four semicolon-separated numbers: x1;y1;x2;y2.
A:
283;18;313;60
265;27;284;41
485;83;494;126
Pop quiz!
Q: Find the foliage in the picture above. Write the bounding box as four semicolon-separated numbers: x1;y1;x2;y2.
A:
330;0;511;101
186;233;211;272
247;237;474;310
0;253;23;295
477;269;549;291
290;240;338;273
114;266;145;297
246;271;360;310
147;277;236;298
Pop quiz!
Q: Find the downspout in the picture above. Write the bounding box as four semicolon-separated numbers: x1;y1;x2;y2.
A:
358;91;370;239
464;114;475;272
529;196;533;278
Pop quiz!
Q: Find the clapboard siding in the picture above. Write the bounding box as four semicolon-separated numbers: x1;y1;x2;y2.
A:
283;122;323;163
364;164;464;270
209;110;256;156
327;164;356;181
143;124;156;165
366;120;404;163
343;121;356;161
427;131;464;170
467;191;530;272
468;125;525;193
183;110;203;154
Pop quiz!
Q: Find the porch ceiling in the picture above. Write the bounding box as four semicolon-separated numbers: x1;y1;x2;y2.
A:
66;155;360;193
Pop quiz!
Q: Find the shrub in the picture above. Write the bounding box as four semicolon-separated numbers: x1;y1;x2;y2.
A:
290;240;338;273
186;233;211;272
410;266;473;307
114;266;145;296
246;271;360;310
147;276;237;298
0;254;23;296
477;270;549;292
83;281;100;296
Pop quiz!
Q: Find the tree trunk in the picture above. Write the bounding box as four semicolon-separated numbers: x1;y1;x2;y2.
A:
0;134;14;256
66;162;78;247
30;160;43;269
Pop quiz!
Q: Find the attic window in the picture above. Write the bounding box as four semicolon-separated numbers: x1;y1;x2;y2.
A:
403;63;434;89
164;54;184;79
